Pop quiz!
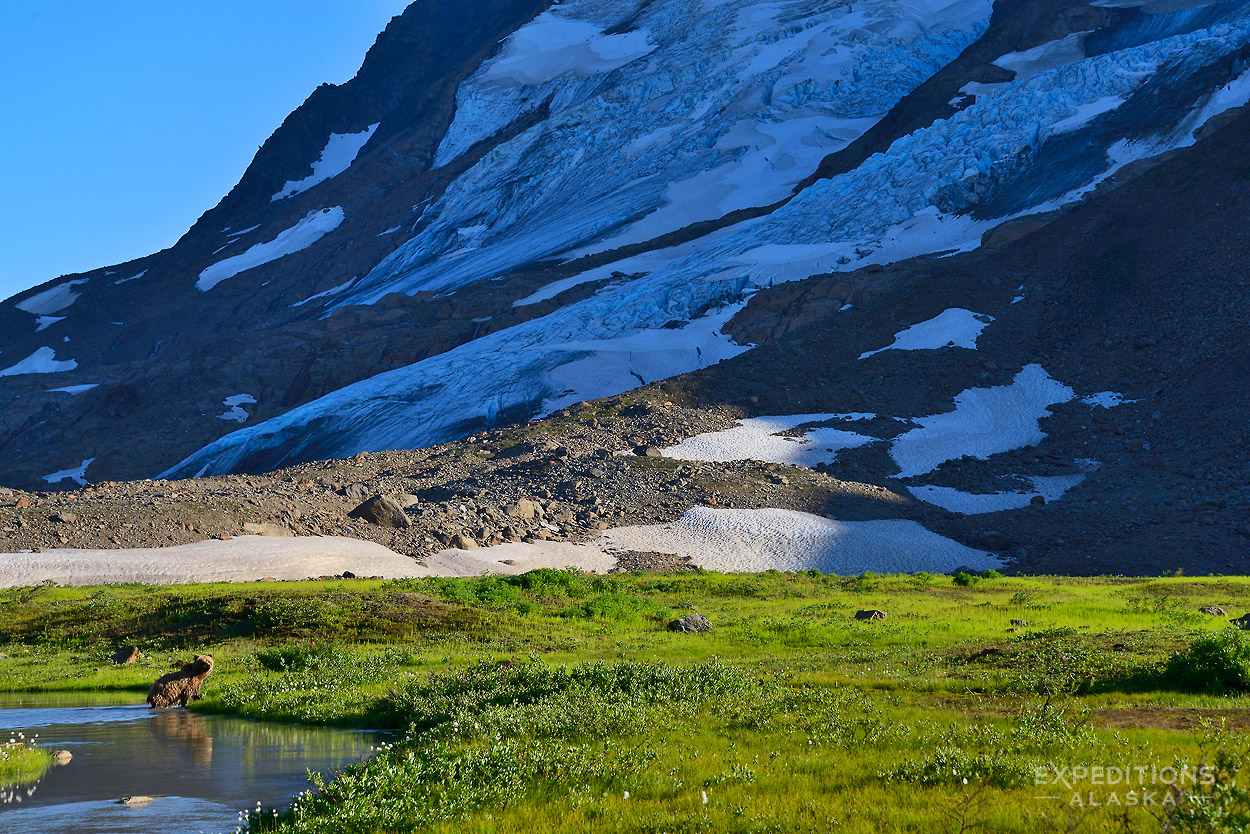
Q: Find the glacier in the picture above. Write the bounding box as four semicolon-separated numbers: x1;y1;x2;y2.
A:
164;0;1250;478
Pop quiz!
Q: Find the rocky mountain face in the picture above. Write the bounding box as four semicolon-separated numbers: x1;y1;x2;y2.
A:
2;0;1249;571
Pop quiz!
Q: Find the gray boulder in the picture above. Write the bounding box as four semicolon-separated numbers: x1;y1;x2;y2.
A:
668;612;712;633
855;609;888;621
348;496;411;529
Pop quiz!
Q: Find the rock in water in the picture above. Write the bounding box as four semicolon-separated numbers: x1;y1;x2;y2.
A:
112;646;140;665
855;609;888;621
348;495;411;528
668;612;712;633
147;655;214;708
53;750;73;765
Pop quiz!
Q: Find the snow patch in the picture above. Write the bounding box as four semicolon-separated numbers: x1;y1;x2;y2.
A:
479;11;656;87
42;458;94;488
661;414;878;467
604;506;1000;574
218;394;257;423
890;364;1075;478
0;347;78;377
859;308;994;359
271;124;379;201
46;383;98;396
1081;390;1134;408
34;316;64;332
112;269;147;285
197;208;343;291
291;276;358;308
15;279;88;316
908;473;1086;514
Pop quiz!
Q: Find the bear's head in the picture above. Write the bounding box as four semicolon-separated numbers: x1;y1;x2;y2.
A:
186;655;214;676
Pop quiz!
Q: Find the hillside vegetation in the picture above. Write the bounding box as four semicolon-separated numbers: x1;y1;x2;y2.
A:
2;571;1250;831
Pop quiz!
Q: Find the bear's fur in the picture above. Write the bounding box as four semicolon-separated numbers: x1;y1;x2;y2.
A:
146;654;214;708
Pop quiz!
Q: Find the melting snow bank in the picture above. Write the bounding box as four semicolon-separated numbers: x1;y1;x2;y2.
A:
0;347;78;376
272;124;380;201
196;208;344;291
218;394;257;423
661;414;877;467
42;458;95;487
15;279;88;316
907;473;1087;515
859;308;994;359
604;507;999;574
0;537;425;587
890;365;1075;478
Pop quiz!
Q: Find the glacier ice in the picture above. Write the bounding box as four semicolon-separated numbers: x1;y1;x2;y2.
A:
165;0;1250;477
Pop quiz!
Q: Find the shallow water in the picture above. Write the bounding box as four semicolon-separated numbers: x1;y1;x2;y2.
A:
0;693;383;834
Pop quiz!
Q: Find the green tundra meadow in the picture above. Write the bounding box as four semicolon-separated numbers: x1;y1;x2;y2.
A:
1;570;1249;833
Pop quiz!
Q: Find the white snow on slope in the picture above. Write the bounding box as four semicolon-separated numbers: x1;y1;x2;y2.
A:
890;364;1075;478
291;276;358;308
0;536;423;587
272;124;379;201
908;473;1086;514
993;31;1088;80
1081;390;1133;408
661;414;877;467
46;383;98;396
165;2;1250;479
35;315;64;332
1050;94;1126;133
43;458;94;487
196;208;344;291
859;308;994;359
15;279;87;316
0;347;77;376
112;269;146;285
480;10;656;86
218;394;257;423
604;506;1000;574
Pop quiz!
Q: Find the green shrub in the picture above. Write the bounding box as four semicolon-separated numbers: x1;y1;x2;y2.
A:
1161;628;1250;694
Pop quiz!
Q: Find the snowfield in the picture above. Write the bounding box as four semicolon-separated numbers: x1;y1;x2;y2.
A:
859;308;994;359
196;207;344;291
604;506;1000;574
271;124;379;201
890;364;1075;478
15;279;88;316
661;414;878;467
0;347;78;377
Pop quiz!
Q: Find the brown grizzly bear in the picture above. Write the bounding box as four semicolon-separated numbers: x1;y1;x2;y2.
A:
146;654;214;708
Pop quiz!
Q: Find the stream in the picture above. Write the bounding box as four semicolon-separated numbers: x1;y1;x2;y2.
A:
0;693;383;833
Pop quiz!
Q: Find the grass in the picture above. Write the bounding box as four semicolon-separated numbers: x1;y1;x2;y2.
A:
0;733;53;789
3;571;1250;831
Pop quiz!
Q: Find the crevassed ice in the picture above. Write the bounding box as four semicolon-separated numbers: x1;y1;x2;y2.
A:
165;3;1250;478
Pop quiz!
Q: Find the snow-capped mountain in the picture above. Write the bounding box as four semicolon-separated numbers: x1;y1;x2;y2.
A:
2;0;1249;497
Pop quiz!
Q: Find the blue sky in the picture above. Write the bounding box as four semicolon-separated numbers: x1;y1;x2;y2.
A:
0;1;411;303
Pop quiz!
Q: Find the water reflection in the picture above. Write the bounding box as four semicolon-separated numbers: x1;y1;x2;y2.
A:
0;695;383;834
